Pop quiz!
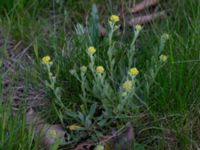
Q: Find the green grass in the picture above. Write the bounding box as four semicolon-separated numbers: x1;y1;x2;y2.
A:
0;0;200;149
0;99;38;149
137;0;200;149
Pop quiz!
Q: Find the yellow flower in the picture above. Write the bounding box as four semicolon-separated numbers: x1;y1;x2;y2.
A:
95;145;104;150
96;66;105;74
159;54;168;62
135;24;142;32
48;129;57;138
80;66;87;73
88;46;96;55
110;15;119;23
122;80;133;92
42;55;52;65
67;124;82;131
128;67;139;76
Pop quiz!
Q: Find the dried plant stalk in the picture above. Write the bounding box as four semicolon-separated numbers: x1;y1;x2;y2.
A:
130;0;159;13
129;11;166;26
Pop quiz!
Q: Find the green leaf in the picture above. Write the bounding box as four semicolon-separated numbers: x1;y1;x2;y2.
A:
89;4;100;45
97;118;107;127
85;115;92;127
89;102;97;117
55;87;61;98
134;142;145;150
78;112;85;122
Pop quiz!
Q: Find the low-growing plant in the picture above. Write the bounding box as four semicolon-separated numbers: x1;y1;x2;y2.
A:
41;7;169;146
0;0;199;149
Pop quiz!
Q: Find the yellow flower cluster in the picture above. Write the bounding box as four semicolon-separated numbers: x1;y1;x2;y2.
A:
128;67;139;77
42;56;52;65
159;54;168;62
88;46;96;55
110;15;119;23
96;66;105;74
135;24;142;32
48;130;57;138
95;145;104;150
122;80;133;92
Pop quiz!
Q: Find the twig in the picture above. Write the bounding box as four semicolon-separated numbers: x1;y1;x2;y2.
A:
130;0;159;13
128;10;166;26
